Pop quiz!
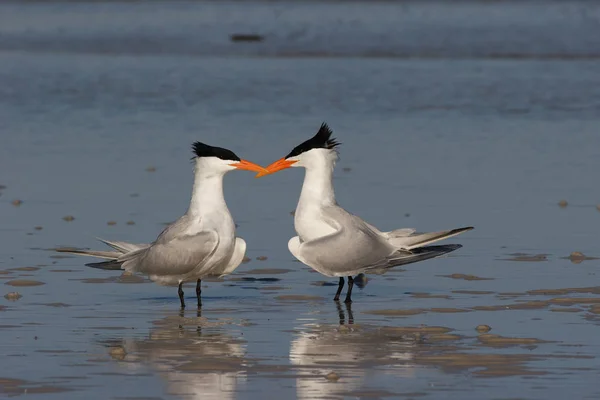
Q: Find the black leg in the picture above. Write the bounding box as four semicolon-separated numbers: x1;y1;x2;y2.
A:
333;277;345;301
178;282;185;309
344;276;354;304
196;279;202;308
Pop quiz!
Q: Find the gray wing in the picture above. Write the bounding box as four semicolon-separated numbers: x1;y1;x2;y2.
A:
120;230;219;277
298;206;394;276
362;220;384;235
153;215;194;245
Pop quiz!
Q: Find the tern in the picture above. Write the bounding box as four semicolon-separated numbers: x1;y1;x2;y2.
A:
257;123;473;303
57;142;265;309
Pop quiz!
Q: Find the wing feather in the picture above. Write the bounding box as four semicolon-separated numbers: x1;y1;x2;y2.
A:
296;206;393;277
121;231;219;277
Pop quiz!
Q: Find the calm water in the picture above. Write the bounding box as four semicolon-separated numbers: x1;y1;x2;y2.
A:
1;1;600;399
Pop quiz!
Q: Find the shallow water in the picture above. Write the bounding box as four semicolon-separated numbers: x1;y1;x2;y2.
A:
2;1;600;399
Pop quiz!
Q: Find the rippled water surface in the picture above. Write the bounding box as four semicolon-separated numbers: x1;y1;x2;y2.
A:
1;1;600;399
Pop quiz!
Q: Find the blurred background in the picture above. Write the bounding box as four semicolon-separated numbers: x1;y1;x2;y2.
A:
1;1;600;399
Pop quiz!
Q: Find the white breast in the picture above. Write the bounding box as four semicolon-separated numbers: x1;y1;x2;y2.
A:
294;204;337;242
193;211;236;272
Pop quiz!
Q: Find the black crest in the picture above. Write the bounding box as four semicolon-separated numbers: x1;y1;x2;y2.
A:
285;122;340;159
192;142;241;161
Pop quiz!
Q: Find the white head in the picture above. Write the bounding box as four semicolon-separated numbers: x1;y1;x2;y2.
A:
191;142;265;176
257;123;340;176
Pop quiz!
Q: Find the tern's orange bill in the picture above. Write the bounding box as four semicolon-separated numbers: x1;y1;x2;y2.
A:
230;159;267;173
255;158;298;178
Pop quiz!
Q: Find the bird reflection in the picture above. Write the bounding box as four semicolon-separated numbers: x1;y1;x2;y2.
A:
290;304;418;399
335;300;354;325
106;309;246;400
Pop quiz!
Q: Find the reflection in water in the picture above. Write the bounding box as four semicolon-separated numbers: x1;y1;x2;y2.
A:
290;304;418;399
105;310;247;400
335;301;354;325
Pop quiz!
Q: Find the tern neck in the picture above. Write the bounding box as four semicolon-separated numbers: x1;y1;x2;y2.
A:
187;167;228;216
298;157;336;207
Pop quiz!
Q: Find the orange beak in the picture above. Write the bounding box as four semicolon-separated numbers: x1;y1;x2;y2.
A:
230;159;267;173
255;158;298;178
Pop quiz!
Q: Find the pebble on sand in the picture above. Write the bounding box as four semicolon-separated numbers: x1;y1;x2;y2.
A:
62;215;75;222
230;33;264;42
256;256;268;261
311;281;337;287
4;292;22;301
126;221;135;225
564;251;599;264
107;221;117;226
11;199;22;207
34;226;43;230
5;280;45;287
558;200;568;208
325;372;340;382
109;346;127;360
476;325;492;333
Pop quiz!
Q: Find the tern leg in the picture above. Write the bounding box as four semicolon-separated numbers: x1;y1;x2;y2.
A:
344;276;354;304
196;279;202;308
333;277;345;301
178;282;185;309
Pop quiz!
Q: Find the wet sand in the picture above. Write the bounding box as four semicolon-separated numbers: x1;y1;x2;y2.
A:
2;254;600;399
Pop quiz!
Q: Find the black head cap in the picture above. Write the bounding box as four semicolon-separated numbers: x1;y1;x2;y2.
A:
192;142;241;162
285;122;340;159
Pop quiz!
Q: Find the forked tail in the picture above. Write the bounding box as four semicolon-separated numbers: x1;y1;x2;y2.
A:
55;247;121;260
388;226;473;250
54;237;147;271
366;244;463;273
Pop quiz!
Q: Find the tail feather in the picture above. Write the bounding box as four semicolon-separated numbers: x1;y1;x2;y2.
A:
389;244;463;266
86;260;124;270
55;248;121;260
366;244;463;273
96;238;148;253
389;226;473;250
55;239;146;274
408;243;462;258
